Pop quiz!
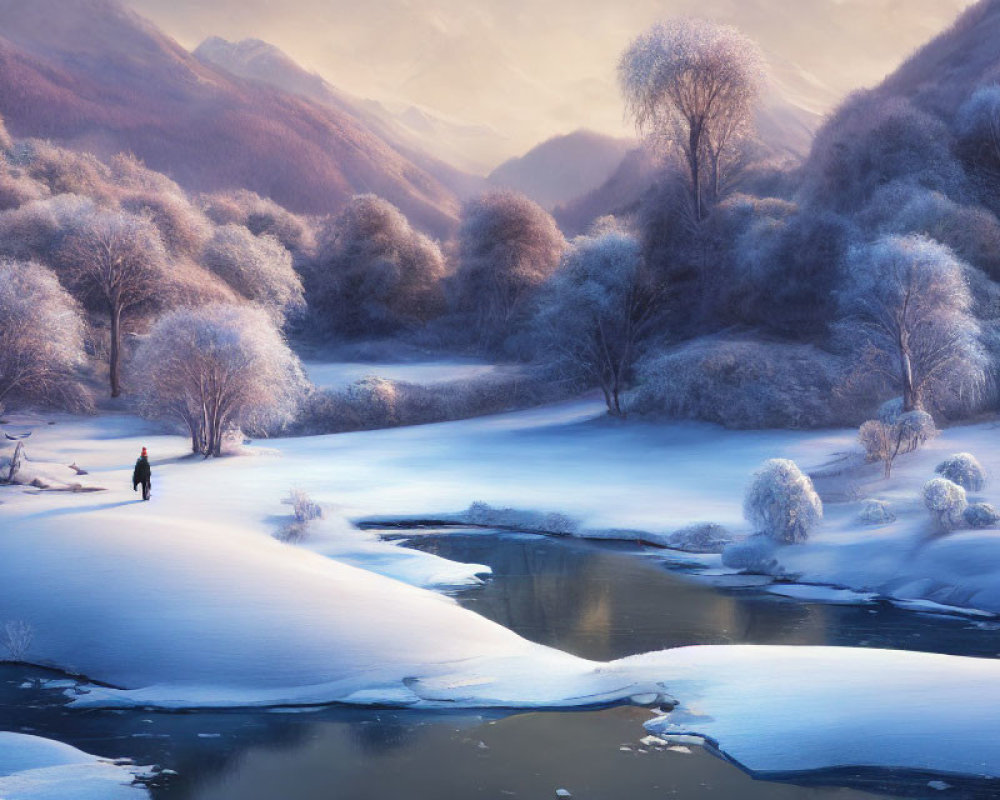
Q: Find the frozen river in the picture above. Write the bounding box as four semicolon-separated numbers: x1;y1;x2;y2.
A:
2;530;998;799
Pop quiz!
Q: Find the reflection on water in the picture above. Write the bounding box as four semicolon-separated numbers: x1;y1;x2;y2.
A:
3;531;998;800
409;532;1000;661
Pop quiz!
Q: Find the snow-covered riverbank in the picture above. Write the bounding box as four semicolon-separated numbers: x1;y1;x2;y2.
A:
0;732;150;799
3;400;1000;780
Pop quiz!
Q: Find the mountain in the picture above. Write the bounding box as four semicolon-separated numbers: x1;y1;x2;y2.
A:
194;36;496;185
122;0;972;166
553;148;660;235
0;0;463;237
880;0;1000;118
486;130;635;210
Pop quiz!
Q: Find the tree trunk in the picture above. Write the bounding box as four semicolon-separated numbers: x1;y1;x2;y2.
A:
900;349;917;412
688;125;703;223
109;306;122;398
599;383;613;415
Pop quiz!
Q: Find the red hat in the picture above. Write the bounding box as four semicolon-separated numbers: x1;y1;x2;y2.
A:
141;447;148;456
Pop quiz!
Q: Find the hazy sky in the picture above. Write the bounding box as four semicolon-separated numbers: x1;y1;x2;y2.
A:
123;0;973;155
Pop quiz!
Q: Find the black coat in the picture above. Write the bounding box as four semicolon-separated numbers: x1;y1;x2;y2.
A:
132;456;151;487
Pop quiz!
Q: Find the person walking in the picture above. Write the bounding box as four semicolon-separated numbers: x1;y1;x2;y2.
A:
132;447;151;501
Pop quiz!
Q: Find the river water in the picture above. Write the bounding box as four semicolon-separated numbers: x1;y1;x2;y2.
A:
3;531;999;799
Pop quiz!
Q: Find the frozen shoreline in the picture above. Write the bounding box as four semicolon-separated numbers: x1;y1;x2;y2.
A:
3;400;1000;779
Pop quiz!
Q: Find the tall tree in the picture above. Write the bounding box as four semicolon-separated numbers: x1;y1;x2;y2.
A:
60;209;170;397
839;234;986;413
134;304;305;457
0;258;88;411
535;232;661;415
619;19;765;222
456;190;564;348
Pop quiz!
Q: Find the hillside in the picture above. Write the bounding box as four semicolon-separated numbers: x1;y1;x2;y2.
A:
194;36;489;193
486;130;635;211
0;0;462;237
880;0;1000;117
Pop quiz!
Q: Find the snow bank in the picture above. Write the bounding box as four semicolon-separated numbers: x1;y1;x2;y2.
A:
636;645;1000;777
0;500;672;709
0;732;148;799
291;515;490;588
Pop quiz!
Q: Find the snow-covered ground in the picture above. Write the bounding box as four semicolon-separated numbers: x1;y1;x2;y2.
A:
0;732;149;799
303;359;513;390
636;645;1000;777
3;399;1000;779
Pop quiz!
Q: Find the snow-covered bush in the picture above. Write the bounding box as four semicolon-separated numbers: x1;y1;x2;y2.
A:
628;338;843;429
858;410;937;478
134;304;306;456
935;453;986;492
278;489;324;542
876;397;904;424
285;489;323;524
859;499;896;525
923;478;968;530
665;523;733;553
964;503;1000;529
896;410;937;451
721;533;782;574
743;459;823;544
291;369;576;435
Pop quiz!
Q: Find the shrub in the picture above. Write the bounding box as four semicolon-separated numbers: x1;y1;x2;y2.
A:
935;453;986;492
877;397;904;424
629;338;844;429
743;459;823;544
964;503;1000;529
923;478;968;530
858;411;937;478
290;369;580;435
284;488;323;524
896;410;937;451
859;499;896;525
665;523;733;553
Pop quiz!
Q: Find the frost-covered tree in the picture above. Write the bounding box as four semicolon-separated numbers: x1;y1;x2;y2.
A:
455;190;565;346
935;453;986;492
59;209;172;397
957;85;1000;179
309;195;446;336
923;477;967;531
838;234;986;414
134;304;305;457
121;191;212;259
804;94;964;213
0;259;88;411
744;459;822;543
859;410;935;478
619;18;765;221
534;232;661;415
202;225;304;325
203;189;317;257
